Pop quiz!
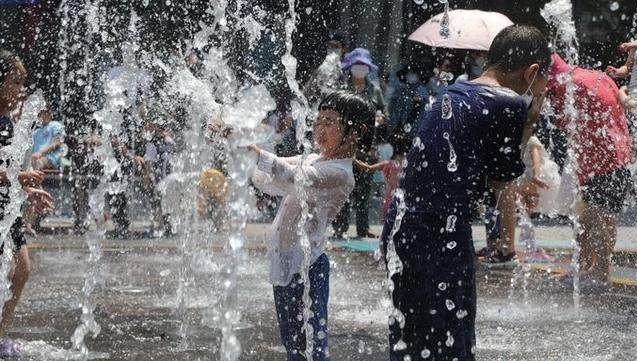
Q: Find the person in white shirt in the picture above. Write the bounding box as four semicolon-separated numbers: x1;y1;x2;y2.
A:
248;91;375;361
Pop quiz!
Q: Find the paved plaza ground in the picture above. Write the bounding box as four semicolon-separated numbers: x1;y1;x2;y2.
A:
2;222;636;360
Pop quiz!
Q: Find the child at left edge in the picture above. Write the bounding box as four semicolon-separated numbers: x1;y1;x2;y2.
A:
247;91;375;361
0;49;55;356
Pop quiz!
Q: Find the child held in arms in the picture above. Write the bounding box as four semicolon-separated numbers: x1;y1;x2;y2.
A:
380;25;550;361
0;49;55;356
248;91;375;361
548;52;634;290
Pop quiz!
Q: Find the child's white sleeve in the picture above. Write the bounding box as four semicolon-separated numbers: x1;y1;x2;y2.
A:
252;150;348;196
527;135;543;149
251;151;302;196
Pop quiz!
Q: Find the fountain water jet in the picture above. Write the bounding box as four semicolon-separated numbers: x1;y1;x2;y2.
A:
541;0;582;310
0;91;44;326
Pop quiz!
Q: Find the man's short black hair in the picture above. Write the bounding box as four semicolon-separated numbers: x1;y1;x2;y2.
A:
319;91;376;150
486;25;551;74
0;49;19;85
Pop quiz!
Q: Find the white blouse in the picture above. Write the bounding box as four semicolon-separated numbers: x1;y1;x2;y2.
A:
251;150;355;286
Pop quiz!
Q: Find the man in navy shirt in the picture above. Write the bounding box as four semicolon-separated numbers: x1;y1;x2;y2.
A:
381;26;551;361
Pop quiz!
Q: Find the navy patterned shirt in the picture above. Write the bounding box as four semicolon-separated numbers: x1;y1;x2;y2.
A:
399;81;527;220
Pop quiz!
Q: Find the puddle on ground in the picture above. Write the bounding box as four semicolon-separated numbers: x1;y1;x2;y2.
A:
109;285;152;294
8;326;57;335
16;340;109;360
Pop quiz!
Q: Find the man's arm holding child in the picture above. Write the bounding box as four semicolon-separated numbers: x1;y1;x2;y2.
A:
490;95;547;252
606;43;637;79
520;93;545;156
619;86;637;111
353;158;387;173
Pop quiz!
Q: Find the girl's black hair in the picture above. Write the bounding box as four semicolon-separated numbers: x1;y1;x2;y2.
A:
0;50;19;85
318;91;375;149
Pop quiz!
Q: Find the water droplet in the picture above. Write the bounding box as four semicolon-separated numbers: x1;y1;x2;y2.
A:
394;340;408;351
446;299;455;310
440;71;454;82
414;0;425;4
482;108;489;115
456;309;468;319
441;94;453;120
442;132;458;172
610;2;620;11
421;349;432;358
446;241;457;249
438;282;447;291
439;2;450;38
358;340;365;353
445;332;455;347
445;215;457;233
159;269;171;277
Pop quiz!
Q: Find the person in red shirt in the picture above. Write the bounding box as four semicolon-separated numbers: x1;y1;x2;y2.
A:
547;53;635;289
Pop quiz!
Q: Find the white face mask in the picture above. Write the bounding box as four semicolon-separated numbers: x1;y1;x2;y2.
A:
350;64;370;79
469;57;487;79
521;71;538;109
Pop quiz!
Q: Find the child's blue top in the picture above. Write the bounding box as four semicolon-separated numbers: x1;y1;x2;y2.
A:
33;121;66;167
400;81;528;220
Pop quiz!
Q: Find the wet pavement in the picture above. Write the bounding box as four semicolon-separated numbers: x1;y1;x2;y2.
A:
5;230;637;361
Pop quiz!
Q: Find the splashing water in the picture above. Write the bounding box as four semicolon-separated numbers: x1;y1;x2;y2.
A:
442;132;458;172
609;2;620;11
0;92;44;325
445;215;457;233
439;1;450;38
541;0;579;65
68;7;153;358
541;0;582;310
279;0;318;359
445;299;455;311
384;188;407;351
630;10;637;41
421;348;432;358
628;50;637;99
441;94;453;120
508;198;534;306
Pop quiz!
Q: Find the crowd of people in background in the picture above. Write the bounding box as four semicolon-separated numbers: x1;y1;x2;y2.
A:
6;25;636;276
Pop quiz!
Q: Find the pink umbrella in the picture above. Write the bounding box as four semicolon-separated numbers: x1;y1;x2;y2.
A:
408;9;514;51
